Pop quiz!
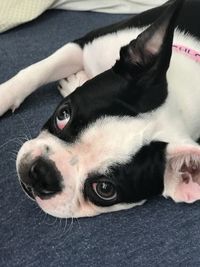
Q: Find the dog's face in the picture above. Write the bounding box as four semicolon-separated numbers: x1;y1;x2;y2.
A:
17;0;200;218
16;80;167;217
17;67;168;217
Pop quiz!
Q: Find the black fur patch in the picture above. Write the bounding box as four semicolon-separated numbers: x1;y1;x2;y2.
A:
44;69;136;142
44;65;168;142
84;141;167;207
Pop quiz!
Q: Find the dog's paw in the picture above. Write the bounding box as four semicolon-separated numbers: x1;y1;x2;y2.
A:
0;79;25;116
58;71;88;97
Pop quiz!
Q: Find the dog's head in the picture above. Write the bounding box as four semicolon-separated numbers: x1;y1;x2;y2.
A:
17;0;200;218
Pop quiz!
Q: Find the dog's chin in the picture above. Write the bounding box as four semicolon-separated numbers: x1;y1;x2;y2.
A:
20;181;35;201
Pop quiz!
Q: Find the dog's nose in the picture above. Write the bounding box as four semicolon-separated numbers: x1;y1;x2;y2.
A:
29;160;51;184
20;157;63;199
29;158;63;197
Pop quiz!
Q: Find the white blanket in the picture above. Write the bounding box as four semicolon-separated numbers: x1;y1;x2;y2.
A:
54;0;166;13
0;0;166;33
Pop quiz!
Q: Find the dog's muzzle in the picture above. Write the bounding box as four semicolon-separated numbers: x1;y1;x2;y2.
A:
18;157;63;200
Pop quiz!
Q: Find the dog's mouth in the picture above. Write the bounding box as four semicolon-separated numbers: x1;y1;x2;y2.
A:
20;181;35;201
19;180;59;201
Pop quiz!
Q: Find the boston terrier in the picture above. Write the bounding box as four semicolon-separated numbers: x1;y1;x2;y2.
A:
1;0;200;218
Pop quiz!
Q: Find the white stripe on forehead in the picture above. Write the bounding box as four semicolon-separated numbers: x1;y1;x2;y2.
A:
30;115;153;181
72;115;152;174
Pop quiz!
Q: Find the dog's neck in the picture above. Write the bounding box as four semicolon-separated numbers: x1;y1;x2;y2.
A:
173;44;200;62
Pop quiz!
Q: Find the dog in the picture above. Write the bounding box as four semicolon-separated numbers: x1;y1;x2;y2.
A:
1;0;200;218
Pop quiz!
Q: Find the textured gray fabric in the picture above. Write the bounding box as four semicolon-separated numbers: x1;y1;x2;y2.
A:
0;10;200;267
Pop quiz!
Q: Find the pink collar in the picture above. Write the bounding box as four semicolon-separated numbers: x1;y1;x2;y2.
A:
172;44;200;63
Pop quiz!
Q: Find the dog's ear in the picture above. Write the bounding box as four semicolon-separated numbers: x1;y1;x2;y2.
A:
115;0;185;78
163;144;200;203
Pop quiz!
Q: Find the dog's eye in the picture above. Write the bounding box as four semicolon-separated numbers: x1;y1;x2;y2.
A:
56;106;71;130
92;181;117;201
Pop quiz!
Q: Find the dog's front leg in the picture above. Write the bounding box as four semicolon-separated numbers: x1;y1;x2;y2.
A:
0;43;83;116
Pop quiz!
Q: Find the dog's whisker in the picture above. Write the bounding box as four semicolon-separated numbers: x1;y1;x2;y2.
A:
0;136;27;152
14;139;24;146
50;217;73;243
50;219;65;240
41;212;48;224
16;114;32;139
59;218;62;228
62;218;68;234
9;157;17;163
64;217;74;236
23;133;30;142
64;218;74;239
9;151;18;157
34;207;47;225
75;217;81;229
34;205;43;215
55;217;75;246
44;217;58;226
10;158;17;164
0;136;26;151
11;148;19;153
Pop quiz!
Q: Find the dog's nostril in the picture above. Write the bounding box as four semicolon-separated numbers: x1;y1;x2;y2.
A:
29;159;52;183
29;162;41;181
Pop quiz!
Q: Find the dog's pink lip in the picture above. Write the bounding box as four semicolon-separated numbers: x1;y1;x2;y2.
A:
35;196;43;202
34;192;54;201
35;196;46;211
35;195;50;208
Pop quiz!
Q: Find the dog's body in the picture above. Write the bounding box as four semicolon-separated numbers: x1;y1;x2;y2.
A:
1;0;200;218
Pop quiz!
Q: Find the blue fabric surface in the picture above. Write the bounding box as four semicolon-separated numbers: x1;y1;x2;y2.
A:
1;10;200;267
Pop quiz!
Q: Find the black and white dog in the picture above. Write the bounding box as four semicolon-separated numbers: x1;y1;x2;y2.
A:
1;0;200;218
